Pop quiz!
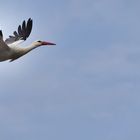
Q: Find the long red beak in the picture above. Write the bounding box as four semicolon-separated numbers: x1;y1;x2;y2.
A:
42;41;56;45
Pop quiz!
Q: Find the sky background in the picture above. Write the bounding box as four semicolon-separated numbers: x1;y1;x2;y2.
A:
0;0;140;139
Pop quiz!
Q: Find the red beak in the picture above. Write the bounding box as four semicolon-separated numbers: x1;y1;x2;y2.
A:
42;41;56;45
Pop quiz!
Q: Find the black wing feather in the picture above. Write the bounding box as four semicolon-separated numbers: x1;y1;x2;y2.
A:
5;18;33;44
0;30;3;39
18;25;22;36
22;20;26;39
13;31;18;37
26;18;32;38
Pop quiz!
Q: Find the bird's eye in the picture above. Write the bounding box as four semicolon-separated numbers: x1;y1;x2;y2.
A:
38;40;41;43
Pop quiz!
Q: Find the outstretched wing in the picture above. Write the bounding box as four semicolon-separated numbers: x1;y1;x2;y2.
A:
5;18;33;45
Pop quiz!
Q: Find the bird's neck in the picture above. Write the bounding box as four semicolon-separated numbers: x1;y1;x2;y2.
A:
13;43;39;57
24;43;39;53
9;44;40;62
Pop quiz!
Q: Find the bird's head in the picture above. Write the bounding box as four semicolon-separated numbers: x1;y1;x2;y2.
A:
33;40;56;47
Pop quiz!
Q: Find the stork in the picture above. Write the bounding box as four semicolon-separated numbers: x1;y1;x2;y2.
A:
0;18;56;62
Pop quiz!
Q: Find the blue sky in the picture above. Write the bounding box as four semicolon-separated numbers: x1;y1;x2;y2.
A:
0;0;140;139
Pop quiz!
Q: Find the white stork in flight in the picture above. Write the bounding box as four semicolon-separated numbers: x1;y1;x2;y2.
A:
0;18;56;62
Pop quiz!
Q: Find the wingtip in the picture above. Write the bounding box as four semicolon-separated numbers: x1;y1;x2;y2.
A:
27;18;33;26
28;18;33;22
0;30;3;38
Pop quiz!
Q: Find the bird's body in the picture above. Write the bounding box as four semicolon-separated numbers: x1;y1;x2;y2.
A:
0;18;55;62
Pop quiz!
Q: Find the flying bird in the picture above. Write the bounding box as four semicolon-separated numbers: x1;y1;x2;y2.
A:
0;18;56;62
